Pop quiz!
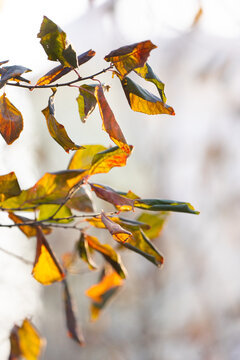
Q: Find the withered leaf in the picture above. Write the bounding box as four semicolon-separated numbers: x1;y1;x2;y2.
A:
0;93;23;144
0;65;31;88
32;227;65;285
104;40;157;77
42;88;83;152
62;279;85;346
38;16;77;68
101;211;133;242
77;233;97;270
120;76;175;115
76;84;97;122
67;186;95;212
95;84;131;153
0;172;21;202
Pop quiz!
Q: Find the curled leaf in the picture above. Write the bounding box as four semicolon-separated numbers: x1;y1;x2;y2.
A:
38;16;77;67
77;84;97;122
32;227;65;285
121;76;175;115
42;88;83;152
95;84;131;153
77;233;97;270
104;40;157;77
0;93;23;144
62;279;85;346
134;198;200;214
0;65;31;88
101;211;133;242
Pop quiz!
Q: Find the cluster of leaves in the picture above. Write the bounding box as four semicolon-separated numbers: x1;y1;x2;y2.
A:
0;16;199;359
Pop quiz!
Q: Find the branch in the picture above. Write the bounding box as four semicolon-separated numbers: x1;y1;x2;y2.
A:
0;246;33;265
5;65;113;90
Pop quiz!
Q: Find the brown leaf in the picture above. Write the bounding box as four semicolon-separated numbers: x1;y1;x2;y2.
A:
104;40;157;77
0;93;23;144
0;172;21;202
101;211;133;242
62;279;85;346
95;84;131;153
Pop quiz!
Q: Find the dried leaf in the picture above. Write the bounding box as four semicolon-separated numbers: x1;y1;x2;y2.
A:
62;279;85;346
32;227;65;285
85;233;127;279
76;84;97;122
67;186;95;212
0;172;21;202
38;16;77;67
90;183;134;211
134;63;166;103
101;211;133;242
0;93;23;144
9;318;45;360
0;65;31;88
42;89;83;152
104;40;157;77
8;212;51;237
35;50;95;87
121;76;175;115
77;233;97;270
95;84;131;153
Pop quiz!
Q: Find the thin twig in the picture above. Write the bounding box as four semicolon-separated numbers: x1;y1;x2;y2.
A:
6;66;113;90
0;246;33;265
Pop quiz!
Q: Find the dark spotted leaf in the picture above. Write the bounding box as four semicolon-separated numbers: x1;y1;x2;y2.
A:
42;88;83;152
0;93;23;144
104;40;156;77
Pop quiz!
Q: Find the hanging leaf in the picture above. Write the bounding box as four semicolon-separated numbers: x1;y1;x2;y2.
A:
134;63;167;103
86;269;123;321
68;145;133;176
89;183;135;211
120;76;175;115
67;186;95;212
85;215;149;232
32;227;65;285
134;198;200;214
35;50;95;87
84;233;127;279
37;204;73;223
62;279;85;346
104;40;157;77
95;84;131;153
2;170;85;210
0;172;21;202
101;211;133;242
137;212;169;240
121;228;164;267
0;93;23;144
77;233;97;270
9;318;45;360
0;65;31;88
76;84;97;122
38;16;77;67
8;212;51;237
42;88;83;152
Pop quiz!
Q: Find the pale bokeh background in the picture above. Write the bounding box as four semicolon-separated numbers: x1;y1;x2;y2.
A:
0;0;240;359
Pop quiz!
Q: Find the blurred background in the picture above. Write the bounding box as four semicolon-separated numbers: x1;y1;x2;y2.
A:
0;0;240;359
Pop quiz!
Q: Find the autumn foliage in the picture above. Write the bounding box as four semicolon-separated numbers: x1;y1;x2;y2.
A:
0;16;199;359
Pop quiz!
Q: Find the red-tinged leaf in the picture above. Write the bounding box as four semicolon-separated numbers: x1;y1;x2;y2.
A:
101;211;133;242
32;227;65;285
120;76;175;115
77;233;97;270
35;50;96;87
104;40;157;77
0;172;21;202
0;65;31;88
134;63;167;103
38;16;77;67
8;212;51;237
137;212;169;240
42;88;84;152
84;233;127;279
0;93;23;144
62;279;85;346
68;145;133;176
1;169;86;210
95;84;131;153
86;268;123;321
9;318;45;360
90;183;135;211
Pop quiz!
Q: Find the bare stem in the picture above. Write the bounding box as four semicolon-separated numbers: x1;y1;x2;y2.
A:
0;246;33;265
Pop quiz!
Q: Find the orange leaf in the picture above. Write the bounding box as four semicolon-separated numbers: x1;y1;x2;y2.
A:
0;93;23;144
8;212;51;238
32;227;65;285
101;211;133;242
95;84;131;153
104;40;157;77
9;318;45;360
